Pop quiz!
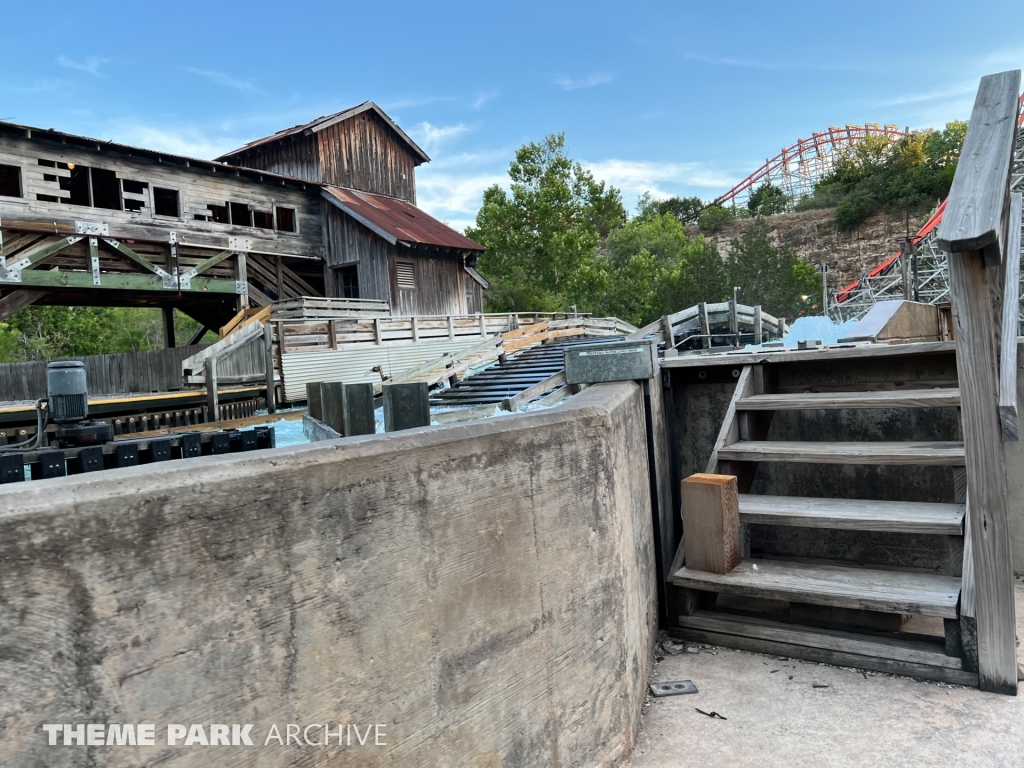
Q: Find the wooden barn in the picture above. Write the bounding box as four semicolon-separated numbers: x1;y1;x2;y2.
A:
0;102;485;339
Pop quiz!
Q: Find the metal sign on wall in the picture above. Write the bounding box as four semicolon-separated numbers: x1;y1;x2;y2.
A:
564;340;657;385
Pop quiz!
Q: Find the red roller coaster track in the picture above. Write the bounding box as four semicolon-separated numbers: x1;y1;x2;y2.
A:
833;94;1024;305
715;123;906;209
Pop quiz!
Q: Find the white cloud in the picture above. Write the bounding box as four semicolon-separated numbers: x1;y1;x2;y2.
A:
873;85;975;108
585;159;736;199
409;122;470;153
181;67;259;92
109;123;247;159
416;170;508;231
56;55;107;77
553;72;614;91
683;52;771;70
471;91;498;110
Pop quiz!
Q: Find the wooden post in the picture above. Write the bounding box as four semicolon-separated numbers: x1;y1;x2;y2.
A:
936;69;1020;695
728;299;739;347
447;315;455;340
374;317;383;345
234;253;249;311
275;255;285;298
699;302;711;349
162;306;176;348
753;305;763;345
263;322;276;414
411;316;419;343
206;356;219;423
680;474;741;574
479;314;487;338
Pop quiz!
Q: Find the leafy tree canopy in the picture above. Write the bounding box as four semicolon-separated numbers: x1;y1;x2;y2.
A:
797;121;968;231
466;133;625;313
747;182;789;216
726;219;819;318
635;193;705;224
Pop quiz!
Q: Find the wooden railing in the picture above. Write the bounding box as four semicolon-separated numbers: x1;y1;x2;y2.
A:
935;69;1021;695
627;301;786;347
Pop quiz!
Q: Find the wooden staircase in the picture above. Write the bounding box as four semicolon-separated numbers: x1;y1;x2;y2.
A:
669;365;978;685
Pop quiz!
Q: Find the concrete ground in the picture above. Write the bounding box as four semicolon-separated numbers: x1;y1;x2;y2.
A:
627;578;1024;768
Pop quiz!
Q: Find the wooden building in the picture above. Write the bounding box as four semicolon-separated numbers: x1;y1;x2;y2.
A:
216;102;486;317
0;102;485;338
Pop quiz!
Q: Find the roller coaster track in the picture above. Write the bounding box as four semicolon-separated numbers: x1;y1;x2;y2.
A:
715;124;906;210
828;93;1024;327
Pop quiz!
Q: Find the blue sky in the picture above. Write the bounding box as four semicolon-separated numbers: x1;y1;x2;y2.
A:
2;1;1020;231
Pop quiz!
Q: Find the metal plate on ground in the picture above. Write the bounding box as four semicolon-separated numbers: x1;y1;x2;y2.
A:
650;680;698;697
564;339;656;385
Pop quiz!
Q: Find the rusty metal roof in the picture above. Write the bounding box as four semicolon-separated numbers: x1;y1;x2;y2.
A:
215;102;430;164
322;186;484;252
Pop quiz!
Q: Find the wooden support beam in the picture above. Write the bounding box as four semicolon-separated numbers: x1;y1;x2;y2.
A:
699;302;711;349
0;288;48;322
998;191;1022;441
7;270;238;293
947;248;1018;694
753;305;763;345
680;473;741;576
264;322;276;414
206;356;219;422
162;306;176;349
103;238;165;276
188;249;234;278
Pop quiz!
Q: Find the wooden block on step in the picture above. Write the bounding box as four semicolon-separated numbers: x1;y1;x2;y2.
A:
681;473;741;574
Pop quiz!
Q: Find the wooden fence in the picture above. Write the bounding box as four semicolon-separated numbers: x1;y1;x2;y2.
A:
0;345;206;401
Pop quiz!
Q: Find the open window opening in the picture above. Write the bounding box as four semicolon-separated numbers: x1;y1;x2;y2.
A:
153;187;180;217
275;206;296;233
252;210;273;229
0;164;22;197
60;164;91;207
121;179;147;211
209;203;229;224
337;265;360;298
92;168;121;211
229;201;251;227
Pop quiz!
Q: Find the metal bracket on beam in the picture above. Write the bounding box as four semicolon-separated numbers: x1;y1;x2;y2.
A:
228;237;253;253
75;221;110;236
89;237;100;286
235;280;248;295
0;235;82;283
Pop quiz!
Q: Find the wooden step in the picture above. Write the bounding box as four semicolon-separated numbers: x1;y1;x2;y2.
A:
671;558;960;617
670;611;976;686
738;494;965;535
718;440;965;466
737;388;960;410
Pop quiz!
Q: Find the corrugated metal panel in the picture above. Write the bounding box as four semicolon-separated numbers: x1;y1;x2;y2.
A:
322;186;485;251
280;338;487;402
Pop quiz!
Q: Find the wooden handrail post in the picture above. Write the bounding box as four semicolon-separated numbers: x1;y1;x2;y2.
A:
937;69;1020;695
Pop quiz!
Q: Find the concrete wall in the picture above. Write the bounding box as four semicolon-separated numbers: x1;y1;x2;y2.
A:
0;382;657;768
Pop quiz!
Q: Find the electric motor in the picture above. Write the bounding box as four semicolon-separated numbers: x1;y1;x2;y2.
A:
46;361;88;424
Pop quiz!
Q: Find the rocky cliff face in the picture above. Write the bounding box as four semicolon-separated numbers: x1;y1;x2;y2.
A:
692;206;937;293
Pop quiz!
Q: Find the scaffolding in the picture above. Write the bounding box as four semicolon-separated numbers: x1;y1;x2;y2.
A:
828;100;1024;330
716;124;906;211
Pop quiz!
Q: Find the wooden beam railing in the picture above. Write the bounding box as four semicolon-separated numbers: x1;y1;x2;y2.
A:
998;191;1022;441
935;69;1020;695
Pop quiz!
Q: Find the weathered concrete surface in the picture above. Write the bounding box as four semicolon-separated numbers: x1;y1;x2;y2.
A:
628;579;1024;768
0;382;657;767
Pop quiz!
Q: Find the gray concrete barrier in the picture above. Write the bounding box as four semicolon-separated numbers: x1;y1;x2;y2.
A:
0;381;656;767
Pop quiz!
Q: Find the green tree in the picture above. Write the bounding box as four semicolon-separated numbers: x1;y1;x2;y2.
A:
726;219;819;318
603;213;727;326
467;133;625;313
697;204;735;233
635;193;705;224
797;121;968;231
747;182;789;216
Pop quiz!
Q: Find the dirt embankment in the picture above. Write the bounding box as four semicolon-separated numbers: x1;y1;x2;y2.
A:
691;207;935;291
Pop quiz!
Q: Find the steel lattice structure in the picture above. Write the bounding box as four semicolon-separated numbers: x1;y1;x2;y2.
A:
716;124;906;210
828;94;1024;329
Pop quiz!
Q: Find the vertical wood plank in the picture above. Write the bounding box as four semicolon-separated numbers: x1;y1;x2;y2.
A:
680;474;741;575
948;248;1018;694
998;191;1022;441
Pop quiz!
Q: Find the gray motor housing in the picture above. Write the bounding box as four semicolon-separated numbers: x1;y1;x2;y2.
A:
47;360;88;424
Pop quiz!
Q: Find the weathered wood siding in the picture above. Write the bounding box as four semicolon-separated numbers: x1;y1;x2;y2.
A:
465;273;485;314
320;204;392;301
225;134;321;183
317;112;419;203
0;135;322;259
389;249;465;317
0;345;206;400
